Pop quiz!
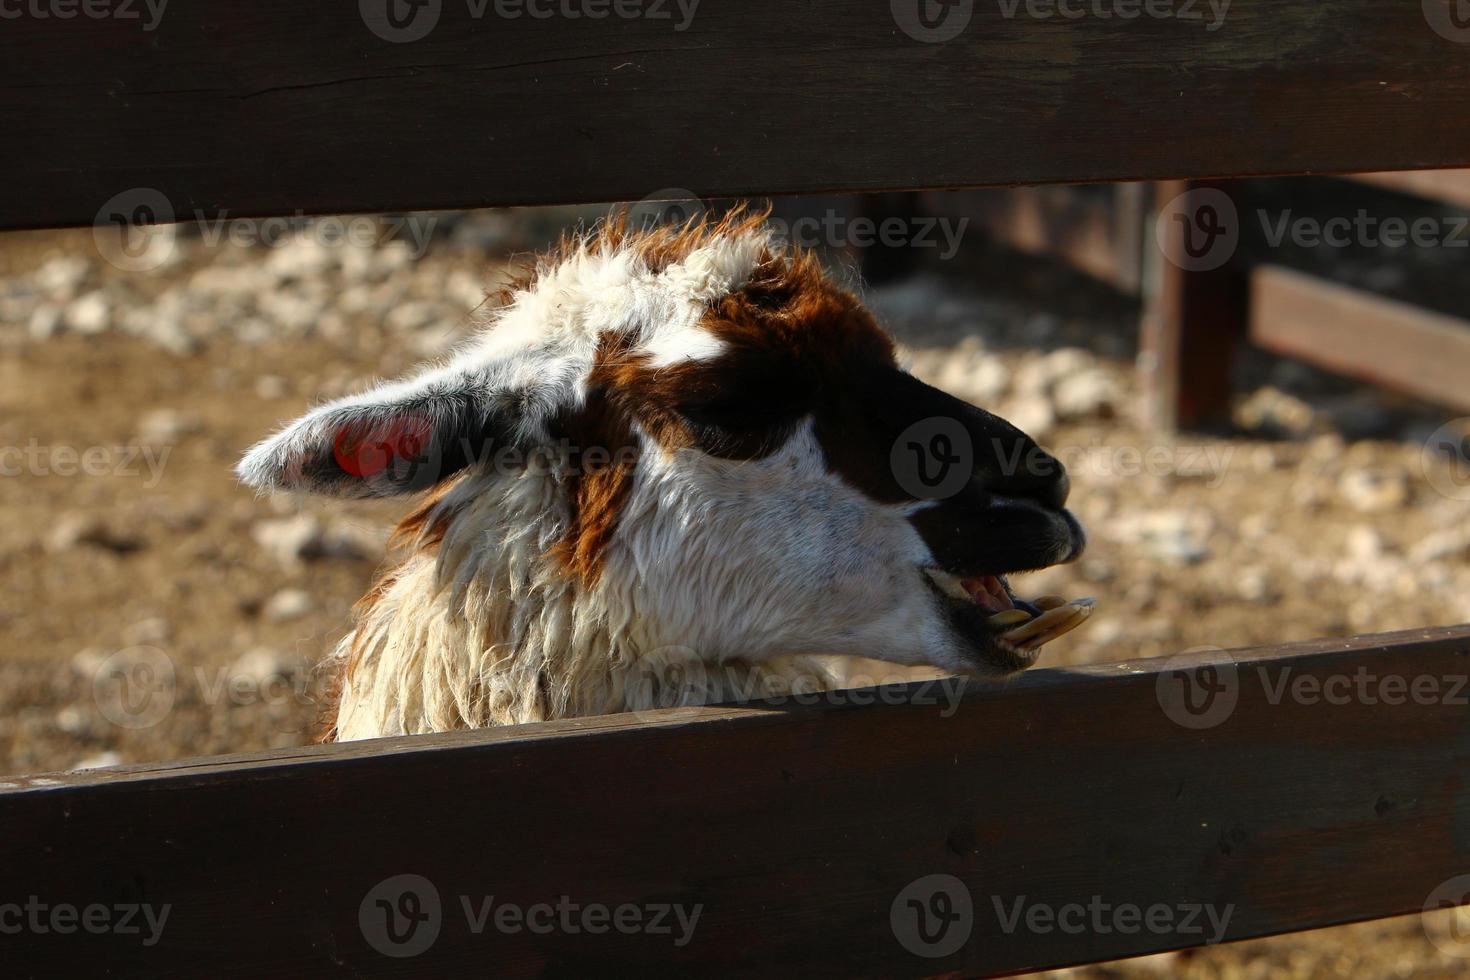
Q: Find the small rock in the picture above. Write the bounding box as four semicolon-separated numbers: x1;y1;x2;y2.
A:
1111;509;1213;565
1339;468;1409;513
1052;367;1122;421
1236;566;1276;603
258;288;325;334
28;304;62;340
1002;395;1056;440
386;300;445;333
122;617;172;645
252;515;326;566
254;375;289;400
1346;525;1386;562
63;290;112;335
46;513;112;553
54;704;91;736
229;647;299;689
263;588;315;623
264;239;336;281
1410;526;1470;564
35;255;91;297
324;521;388;560
1236;386;1316;438
137;408;204;445
1014;347;1093;396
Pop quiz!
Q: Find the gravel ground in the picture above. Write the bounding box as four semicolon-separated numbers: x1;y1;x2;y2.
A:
1;205;1468;977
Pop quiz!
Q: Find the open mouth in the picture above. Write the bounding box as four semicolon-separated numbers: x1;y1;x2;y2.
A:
923;568;1095;674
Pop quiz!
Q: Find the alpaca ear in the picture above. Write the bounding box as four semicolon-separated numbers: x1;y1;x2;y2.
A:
238;362;519;498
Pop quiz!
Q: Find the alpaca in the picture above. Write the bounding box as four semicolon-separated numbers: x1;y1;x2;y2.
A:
238;210;1090;741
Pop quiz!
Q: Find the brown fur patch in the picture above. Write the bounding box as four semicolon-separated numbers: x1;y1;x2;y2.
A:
548;333;643;586
538;210;904;582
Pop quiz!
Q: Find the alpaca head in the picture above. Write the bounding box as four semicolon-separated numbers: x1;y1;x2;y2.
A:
238;211;1085;689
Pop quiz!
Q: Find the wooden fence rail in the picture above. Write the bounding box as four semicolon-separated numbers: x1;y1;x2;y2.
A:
4;1;1470;230
3;626;1468;977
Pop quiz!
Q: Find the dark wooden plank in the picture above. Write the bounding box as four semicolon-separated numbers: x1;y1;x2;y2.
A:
1141;180;1249;430
1250;264;1470;412
5;1;1470;230
4;626;1469;978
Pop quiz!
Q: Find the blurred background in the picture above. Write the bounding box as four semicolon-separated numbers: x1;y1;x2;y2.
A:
2;179;1469;977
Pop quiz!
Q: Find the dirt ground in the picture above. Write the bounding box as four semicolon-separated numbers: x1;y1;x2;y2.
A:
1;203;1468;977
